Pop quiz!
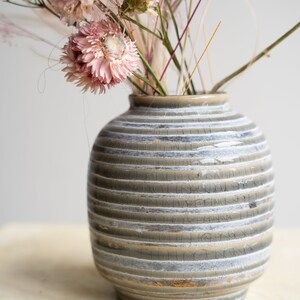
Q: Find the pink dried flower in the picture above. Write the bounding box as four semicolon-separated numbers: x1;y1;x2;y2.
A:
51;0;103;26
61;20;140;93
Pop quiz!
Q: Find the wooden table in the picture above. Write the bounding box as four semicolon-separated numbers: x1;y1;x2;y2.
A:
0;224;299;300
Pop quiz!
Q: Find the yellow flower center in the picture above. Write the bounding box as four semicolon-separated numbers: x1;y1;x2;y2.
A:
104;35;126;57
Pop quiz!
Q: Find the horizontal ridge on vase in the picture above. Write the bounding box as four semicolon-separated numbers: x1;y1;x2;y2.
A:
87;93;274;300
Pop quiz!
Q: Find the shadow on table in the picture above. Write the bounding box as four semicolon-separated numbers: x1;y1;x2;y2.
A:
5;253;117;300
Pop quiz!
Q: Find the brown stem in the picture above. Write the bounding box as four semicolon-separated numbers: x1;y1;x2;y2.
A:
211;21;300;93
159;0;203;81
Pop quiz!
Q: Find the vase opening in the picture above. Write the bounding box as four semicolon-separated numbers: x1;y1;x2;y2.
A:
129;92;228;108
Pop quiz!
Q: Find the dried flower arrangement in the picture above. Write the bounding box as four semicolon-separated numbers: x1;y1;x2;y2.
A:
1;0;299;96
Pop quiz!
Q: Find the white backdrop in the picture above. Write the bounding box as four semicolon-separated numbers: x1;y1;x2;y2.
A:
0;0;299;226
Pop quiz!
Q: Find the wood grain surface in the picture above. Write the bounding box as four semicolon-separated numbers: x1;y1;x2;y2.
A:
0;224;298;300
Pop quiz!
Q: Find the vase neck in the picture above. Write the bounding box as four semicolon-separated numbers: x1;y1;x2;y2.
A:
129;93;229;109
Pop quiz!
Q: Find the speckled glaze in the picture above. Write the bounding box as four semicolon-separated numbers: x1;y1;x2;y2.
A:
87;94;274;300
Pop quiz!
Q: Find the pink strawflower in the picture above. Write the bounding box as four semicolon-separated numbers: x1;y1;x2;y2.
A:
51;0;103;26
61;20;140;93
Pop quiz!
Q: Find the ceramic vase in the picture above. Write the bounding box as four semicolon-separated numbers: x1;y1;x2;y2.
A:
87;93;274;300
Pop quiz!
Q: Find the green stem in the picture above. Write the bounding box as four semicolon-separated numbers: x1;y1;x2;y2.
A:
41;1;60;18
3;0;40;8
211;21;300;93
157;5;180;70
127;77;150;95
137;49;167;95
121;14;163;40
134;15;148;91
167;0;196;94
157;4;193;94
133;72;164;95
4;0;58;19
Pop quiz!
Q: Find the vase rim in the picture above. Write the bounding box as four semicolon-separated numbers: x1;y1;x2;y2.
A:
129;92;228;108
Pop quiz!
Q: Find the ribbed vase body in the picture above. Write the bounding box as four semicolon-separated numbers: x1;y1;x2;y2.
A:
87;94;274;300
